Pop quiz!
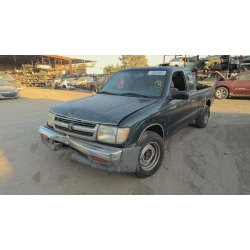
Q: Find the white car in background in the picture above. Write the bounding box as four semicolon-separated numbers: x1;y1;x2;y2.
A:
52;78;75;90
75;76;94;89
58;79;75;90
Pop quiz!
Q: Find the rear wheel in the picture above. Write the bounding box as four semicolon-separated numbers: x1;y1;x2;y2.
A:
215;87;229;99
196;105;210;128
62;85;66;89
135;131;164;178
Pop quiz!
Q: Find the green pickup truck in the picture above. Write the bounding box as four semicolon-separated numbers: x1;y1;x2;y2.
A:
39;66;215;177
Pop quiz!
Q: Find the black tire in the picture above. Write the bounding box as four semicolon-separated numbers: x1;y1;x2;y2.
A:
215;87;229;99
135;131;165;178
90;85;95;92
62;85;66;89
196;105;210;128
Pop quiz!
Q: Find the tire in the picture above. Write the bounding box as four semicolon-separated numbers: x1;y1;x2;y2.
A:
196;105;210;128
90;85;95;92
135;131;165;178
62;85;66;89
215;87;229;99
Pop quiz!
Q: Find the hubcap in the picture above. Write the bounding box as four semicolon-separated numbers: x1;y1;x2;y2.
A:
216;89;227;98
139;142;160;171
204;111;209;125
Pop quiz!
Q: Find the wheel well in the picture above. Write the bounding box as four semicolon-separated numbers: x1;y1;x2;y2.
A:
145;125;163;138
206;99;211;107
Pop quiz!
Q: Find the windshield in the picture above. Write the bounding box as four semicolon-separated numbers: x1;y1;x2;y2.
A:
78;77;88;81
100;70;168;97
0;74;16;81
0;79;12;86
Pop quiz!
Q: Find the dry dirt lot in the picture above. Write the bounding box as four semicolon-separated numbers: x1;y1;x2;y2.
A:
1;87;250;194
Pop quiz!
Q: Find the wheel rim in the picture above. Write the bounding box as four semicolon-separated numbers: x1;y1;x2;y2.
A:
216;88;227;98
139;142;160;171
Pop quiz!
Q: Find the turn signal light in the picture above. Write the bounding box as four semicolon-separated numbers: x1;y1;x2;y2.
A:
42;134;49;141
93;156;106;164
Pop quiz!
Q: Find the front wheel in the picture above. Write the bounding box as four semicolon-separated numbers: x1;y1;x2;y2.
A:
135;131;164;178
215;87;229;99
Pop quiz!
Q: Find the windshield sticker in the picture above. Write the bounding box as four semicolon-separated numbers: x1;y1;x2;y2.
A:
155;80;162;88
148;71;166;75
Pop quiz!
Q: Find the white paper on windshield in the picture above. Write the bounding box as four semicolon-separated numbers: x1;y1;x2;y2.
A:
148;71;166;75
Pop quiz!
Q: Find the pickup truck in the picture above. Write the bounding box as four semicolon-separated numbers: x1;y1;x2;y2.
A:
214;71;250;99
38;66;215;177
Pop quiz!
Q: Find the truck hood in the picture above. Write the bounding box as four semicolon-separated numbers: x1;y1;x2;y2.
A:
50;94;157;125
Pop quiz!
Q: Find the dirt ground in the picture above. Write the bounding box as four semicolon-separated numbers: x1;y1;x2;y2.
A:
1;87;250;195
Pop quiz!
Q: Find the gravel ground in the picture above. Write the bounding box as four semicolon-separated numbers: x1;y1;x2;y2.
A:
1;87;250;194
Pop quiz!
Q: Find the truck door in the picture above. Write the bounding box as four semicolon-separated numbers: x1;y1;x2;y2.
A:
233;72;250;95
184;69;198;120
166;70;194;135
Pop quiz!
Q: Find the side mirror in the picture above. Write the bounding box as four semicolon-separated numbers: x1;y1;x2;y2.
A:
172;91;189;100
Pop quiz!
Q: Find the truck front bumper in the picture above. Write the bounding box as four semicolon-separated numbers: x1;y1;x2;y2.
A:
38;126;140;173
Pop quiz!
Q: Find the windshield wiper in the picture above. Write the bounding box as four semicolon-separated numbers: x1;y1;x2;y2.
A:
119;92;152;98
97;91;115;95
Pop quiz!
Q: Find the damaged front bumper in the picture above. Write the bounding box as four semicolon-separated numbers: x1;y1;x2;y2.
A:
38;126;140;173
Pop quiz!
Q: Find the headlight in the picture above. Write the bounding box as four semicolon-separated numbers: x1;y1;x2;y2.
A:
97;125;130;144
47;112;55;127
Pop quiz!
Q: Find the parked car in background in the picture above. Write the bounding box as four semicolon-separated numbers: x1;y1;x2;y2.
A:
239;57;250;70
74;76;94;89
0;73;23;90
90;74;114;92
0;79;20;99
165;57;196;71
214;71;250;99
51;78;75;90
58;79;76;90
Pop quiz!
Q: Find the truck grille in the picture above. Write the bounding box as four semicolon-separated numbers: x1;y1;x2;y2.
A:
54;115;98;141
1;92;16;97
